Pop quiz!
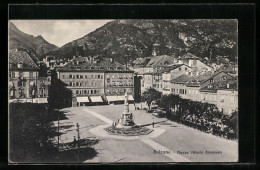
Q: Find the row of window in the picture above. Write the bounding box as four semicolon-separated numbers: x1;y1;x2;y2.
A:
75;89;100;95
64;74;103;79
107;83;133;87
106;88;132;94
67;81;103;87
62;74;133;80
9;71;35;78
107;75;132;79
172;89;187;94
9;88;47;98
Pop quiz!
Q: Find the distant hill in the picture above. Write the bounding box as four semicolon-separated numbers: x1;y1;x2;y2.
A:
45;19;238;64
8;22;58;62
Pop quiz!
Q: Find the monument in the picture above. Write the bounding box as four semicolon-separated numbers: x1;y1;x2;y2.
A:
104;92;153;136
116;92;135;128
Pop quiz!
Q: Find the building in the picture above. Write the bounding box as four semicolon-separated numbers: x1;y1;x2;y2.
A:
42;55;70;69
133;55;177;93
162;64;192;95
170;70;238;115
200;75;238;115
177;53;213;71
57;56;135;106
9;49;49;103
143;72;163;92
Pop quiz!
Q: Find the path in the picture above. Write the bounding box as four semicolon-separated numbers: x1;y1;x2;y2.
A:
83;107;191;162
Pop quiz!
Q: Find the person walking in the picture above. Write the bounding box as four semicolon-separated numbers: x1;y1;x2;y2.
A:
73;136;77;146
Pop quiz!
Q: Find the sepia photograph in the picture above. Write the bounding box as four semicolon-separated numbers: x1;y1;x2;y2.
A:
8;19;238;163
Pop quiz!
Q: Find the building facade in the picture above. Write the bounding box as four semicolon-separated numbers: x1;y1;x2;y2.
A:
9;50;49;103
57;56;134;106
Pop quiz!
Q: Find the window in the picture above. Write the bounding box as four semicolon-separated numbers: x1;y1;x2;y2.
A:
9;72;15;78
179;67;181;71
73;75;75;79
19;88;25;98
80;75;83;79
76;75;79;79
76;82;79;86
62;75;65;79
98;75;101;79
29;72;33;79
19;72;24;78
69;75;72;78
85;75;88;78
76;90;79;94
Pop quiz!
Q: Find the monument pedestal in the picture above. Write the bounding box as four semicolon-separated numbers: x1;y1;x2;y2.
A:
104;92;153;136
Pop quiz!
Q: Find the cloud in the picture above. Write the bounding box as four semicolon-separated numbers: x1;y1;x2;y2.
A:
10;20;113;47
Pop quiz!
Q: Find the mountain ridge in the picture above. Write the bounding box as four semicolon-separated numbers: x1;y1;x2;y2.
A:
8;22;58;62
45;19;237;65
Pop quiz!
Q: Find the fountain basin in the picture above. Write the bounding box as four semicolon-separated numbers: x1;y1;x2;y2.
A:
104;126;153;136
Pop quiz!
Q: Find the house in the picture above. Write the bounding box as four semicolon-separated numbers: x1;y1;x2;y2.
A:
177;53;213;71
200;78;238;115
9;49;49;103
162;64;192;95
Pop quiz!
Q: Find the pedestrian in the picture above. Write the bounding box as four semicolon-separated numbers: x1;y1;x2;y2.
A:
73;136;76;146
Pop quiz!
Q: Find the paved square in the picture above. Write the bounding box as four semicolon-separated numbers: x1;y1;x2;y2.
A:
56;104;238;162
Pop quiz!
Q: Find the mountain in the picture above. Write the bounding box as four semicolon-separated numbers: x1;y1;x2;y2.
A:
44;19;238;64
8;22;58;62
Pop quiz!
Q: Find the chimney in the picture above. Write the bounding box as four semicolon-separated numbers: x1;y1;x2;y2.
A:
76;61;79;65
227;83;230;88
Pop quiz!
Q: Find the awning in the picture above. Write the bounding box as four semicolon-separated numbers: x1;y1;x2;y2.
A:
90;96;103;103
37;98;48;103
76;97;89;103
33;98;48;103
128;95;134;101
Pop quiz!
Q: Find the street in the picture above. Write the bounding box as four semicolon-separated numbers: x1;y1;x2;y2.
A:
55;104;238;162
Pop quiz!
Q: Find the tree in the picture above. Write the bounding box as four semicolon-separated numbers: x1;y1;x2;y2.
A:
141;88;162;109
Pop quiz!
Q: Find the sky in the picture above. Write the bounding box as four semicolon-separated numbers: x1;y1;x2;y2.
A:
10;20;114;47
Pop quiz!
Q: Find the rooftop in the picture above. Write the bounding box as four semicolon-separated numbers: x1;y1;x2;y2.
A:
200;79;238;92
9;50;39;71
58;57;134;72
171;71;213;86
146;55;176;67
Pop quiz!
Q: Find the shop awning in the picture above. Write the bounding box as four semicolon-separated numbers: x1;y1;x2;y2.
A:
128;95;134;101
37;98;48;103
76;97;89;103
90;96;103;103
